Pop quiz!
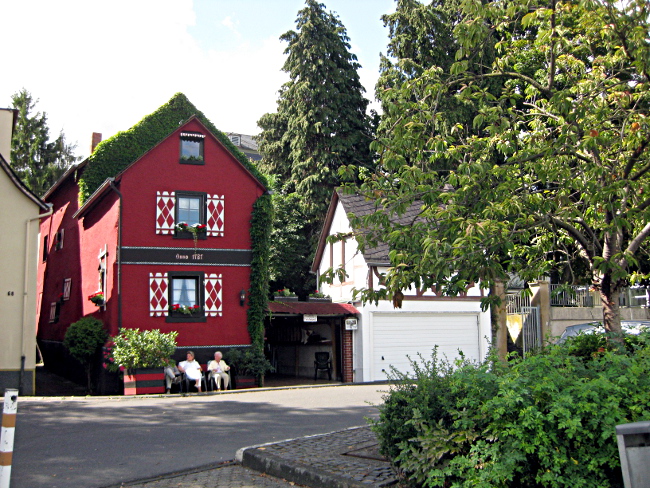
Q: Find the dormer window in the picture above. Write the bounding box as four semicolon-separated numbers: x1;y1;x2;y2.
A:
180;132;205;164
228;134;241;146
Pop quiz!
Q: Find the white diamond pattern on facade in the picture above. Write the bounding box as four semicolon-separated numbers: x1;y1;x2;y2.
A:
150;272;169;316
156;191;176;235
205;273;223;316
207;195;224;237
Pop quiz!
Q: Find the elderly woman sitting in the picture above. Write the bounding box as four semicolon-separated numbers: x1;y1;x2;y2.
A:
178;351;202;392
207;351;230;391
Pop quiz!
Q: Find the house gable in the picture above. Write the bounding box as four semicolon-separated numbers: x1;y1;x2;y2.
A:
78;93;268;204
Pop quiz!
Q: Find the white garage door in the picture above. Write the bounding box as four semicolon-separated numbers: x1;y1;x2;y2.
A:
372;312;480;381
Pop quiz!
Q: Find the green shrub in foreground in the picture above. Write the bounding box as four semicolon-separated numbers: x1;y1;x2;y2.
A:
374;336;650;487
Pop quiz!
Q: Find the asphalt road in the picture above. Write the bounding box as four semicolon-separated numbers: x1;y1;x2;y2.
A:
10;385;387;488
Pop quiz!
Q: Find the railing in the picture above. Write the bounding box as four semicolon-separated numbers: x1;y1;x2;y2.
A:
506;292;531;314
549;285;650;308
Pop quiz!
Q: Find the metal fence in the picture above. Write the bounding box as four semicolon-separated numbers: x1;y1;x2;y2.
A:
550;285;650;308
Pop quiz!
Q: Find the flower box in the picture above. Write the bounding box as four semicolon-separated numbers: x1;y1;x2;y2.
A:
307;297;332;302
123;367;165;395
274;296;298;302
234;375;258;389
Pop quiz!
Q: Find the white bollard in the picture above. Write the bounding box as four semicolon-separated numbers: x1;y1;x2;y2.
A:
0;389;18;488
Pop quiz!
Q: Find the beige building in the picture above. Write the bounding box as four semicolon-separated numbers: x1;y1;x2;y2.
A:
0;108;50;395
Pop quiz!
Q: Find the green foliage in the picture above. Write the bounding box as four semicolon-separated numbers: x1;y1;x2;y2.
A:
79;92;268;203
63;316;107;393
64;317;107;365
268;190;317;298
10;89;79;196
376;335;650;487
225;348;274;377
341;0;650;333
247;193;273;354
104;328;177;372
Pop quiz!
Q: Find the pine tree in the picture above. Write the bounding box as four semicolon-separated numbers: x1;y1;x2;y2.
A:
10;89;78;196
258;0;373;220
257;0;373;297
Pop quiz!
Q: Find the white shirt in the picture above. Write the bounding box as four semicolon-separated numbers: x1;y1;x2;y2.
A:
180;359;202;381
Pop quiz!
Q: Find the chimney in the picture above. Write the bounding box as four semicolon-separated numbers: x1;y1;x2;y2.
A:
91;132;102;154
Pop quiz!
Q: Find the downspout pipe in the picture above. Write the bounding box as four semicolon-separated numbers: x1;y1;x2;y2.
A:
21;203;53;394
107;178;123;331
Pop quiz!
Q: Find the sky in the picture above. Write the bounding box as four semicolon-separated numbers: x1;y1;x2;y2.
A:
0;0;396;159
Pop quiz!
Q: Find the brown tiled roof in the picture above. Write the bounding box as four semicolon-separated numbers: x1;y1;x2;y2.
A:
267;300;359;315
336;190;423;265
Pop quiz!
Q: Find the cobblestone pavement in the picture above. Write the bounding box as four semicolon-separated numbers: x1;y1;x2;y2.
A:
239;426;397;488
119;463;303;488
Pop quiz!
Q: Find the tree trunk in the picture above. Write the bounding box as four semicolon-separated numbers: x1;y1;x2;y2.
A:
600;286;622;336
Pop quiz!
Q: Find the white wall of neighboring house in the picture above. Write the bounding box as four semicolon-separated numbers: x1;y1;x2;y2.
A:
0;108;47;395
316;198;492;383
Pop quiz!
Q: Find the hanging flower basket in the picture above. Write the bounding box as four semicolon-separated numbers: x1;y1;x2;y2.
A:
88;292;104;306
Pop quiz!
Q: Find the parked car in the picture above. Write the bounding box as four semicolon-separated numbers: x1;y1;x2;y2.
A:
558;321;650;344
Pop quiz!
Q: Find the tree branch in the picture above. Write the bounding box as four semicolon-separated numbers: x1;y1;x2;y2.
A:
549;215;595;262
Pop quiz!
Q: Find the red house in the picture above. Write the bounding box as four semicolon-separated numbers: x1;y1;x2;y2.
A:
36;94;271;390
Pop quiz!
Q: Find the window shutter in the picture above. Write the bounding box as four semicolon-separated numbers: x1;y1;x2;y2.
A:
156;191;176;235
63;278;72;301
204;273;222;316
149;272;169;316
207;195;224;237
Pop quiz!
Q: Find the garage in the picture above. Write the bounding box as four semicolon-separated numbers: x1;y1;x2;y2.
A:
371;312;481;380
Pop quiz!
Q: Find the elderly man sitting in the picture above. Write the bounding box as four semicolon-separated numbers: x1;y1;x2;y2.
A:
207;351;230;391
178;351;203;393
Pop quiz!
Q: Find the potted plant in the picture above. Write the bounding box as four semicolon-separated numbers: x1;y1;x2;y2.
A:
273;288;298;302
226;348;274;388
88;291;105;306
64;317;107;394
308;290;331;302
104;328;178;395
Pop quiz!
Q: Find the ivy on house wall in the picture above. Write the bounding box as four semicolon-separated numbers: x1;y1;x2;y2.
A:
247;193;273;353
78;92;271;352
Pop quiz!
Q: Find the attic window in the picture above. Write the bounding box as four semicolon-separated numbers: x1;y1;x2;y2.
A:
180;132;204;164
228;134;241;146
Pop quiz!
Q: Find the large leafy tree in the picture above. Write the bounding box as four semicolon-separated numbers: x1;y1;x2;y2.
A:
340;0;650;334
257;0;374;296
10;89;78;196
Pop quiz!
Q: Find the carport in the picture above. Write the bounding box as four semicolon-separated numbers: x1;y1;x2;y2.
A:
266;301;359;382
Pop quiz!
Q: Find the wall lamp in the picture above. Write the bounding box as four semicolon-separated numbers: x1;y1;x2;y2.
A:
239;289;246;307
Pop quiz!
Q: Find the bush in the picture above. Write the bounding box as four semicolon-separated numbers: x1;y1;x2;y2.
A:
226;348;274;377
105;328;178;372
374;334;650;487
63;317;107;393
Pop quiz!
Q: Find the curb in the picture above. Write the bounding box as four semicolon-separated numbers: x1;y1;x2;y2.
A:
237;426;397;488
21;381;391;402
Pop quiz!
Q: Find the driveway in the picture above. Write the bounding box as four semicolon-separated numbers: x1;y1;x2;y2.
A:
11;385;386;488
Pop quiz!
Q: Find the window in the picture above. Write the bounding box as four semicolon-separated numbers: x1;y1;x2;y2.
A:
174;192;207;240
180;132;205;164
43;235;49;261
228;134;241;146
167;271;206;323
55;229;64;250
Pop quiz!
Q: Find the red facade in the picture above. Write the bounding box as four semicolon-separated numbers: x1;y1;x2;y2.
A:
37;117;266;350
